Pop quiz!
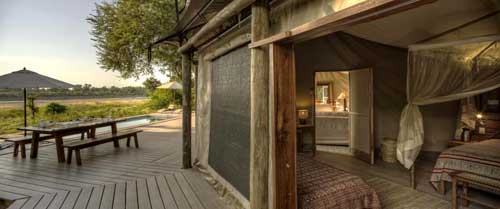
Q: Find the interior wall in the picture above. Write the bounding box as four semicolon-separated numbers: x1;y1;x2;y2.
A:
295;32;459;152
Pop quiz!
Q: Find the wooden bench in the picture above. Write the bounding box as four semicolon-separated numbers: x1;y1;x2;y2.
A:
451;172;500;209
64;129;142;165
5;134;53;158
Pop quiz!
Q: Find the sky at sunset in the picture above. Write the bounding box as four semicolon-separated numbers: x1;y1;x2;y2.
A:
0;0;168;87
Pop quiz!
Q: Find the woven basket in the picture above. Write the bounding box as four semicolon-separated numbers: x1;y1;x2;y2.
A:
381;137;397;163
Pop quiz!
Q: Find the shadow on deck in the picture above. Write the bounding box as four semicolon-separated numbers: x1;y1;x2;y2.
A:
0;119;229;209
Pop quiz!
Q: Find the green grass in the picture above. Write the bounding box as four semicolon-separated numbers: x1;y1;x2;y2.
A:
0;101;154;135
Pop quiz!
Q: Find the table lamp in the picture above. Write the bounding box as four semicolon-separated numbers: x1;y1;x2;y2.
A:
476;113;486;134
298;109;309;124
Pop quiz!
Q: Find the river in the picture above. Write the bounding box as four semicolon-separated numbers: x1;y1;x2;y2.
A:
0;97;148;108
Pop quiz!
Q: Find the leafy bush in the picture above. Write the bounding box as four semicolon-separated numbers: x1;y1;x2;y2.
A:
45;103;67;114
148;89;181;110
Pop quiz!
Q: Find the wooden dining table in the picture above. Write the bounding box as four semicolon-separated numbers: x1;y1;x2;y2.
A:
18;118;126;163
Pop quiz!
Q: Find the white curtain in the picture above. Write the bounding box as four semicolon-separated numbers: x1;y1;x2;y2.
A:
397;35;500;169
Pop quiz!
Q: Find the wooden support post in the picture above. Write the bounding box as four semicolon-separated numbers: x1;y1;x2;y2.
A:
179;0;256;53
250;1;270;209
23;88;27;136
271;43;297;209
182;52;192;169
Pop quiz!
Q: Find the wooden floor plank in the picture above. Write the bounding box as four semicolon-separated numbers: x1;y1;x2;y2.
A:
0;119;231;209
87;185;104;209
7;198;28;209
60;189;81;209
113;181;126;209
155;176;177;209
174;173;204;209
164;175;190;209
0;177;67;209
0;178;62;195
73;187;93;209
0;183;46;198
35;193;56;209
0;168;96;188
125;181;138;209
0;190;27;201
0;174;82;192
136;179;152;209
183;171;228;209
100;184;115;209
146;177;164;209
19;194;42;209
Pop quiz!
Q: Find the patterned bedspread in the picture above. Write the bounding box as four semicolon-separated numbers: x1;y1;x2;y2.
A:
430;139;500;190
297;155;381;209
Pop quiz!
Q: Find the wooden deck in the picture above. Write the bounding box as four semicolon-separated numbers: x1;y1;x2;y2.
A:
0;118;230;209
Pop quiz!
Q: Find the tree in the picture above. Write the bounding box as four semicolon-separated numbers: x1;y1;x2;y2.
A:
143;77;162;92
87;0;182;80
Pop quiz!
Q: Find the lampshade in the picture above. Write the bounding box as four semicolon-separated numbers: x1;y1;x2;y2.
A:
476;113;483;119
298;109;309;120
337;92;346;100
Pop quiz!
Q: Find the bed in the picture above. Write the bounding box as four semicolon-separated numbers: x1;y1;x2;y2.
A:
430;139;500;193
297;155;381;209
315;110;349;146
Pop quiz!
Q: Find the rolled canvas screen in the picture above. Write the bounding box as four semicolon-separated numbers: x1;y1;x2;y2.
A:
209;46;251;198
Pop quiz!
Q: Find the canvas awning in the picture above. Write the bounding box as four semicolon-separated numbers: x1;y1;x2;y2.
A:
0;67;74;135
0;68;74;89
157;81;182;90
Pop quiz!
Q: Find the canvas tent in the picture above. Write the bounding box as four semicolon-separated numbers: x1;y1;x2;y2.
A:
151;0;500;208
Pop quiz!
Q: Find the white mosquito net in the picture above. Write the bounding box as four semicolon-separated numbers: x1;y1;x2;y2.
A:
397;35;500;169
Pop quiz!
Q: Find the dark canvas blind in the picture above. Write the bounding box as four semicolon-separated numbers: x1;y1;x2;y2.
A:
209;46;251;198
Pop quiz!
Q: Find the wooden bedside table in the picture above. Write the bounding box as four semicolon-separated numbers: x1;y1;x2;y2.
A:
297;124;315;155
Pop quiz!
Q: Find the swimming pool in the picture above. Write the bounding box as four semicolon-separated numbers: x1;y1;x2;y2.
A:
94;114;175;133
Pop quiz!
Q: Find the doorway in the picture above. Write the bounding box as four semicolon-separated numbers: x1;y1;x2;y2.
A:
314;71;351;155
314;69;374;164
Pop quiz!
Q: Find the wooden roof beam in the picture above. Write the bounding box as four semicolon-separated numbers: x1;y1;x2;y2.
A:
179;0;256;53
249;0;437;48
